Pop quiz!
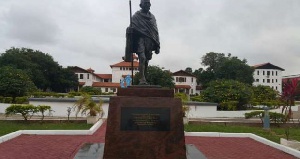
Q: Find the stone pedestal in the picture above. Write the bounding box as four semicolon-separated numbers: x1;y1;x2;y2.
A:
103;87;186;159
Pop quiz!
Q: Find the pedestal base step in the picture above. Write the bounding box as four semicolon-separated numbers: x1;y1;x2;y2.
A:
74;143;207;159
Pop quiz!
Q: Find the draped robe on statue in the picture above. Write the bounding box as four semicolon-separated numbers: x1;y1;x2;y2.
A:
124;10;160;62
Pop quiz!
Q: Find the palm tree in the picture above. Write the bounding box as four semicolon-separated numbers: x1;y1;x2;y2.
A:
74;93;103;117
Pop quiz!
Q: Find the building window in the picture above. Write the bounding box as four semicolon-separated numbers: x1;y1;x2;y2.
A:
276;71;278;76
257;71;259;75
178;77;186;82
276;79;278;82
191;77;193;83
256;79;259;82
87;74;89;79
276;86;278;90
267;79;270;83
263;79;265;83
120;67;122;70
272;71;274;76
263;71;265;75
80;74;84;79
267;71;270;76
272;79;274;83
105;88;108;92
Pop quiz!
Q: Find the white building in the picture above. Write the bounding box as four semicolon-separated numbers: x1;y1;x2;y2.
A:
252;63;285;93
172;70;197;95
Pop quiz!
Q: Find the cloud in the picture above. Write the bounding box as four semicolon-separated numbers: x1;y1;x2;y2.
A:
0;0;299;76
3;1;60;45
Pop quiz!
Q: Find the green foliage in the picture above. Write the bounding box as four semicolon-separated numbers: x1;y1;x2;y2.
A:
175;93;190;117
0;121;92;137
220;101;238;110
185;123;300;143
37;105;52;121
245;111;286;124
251;85;280;107
190;95;204;102
5;104;38;121
15;97;29;104
3;97;13;103
0;66;37;97
68;91;82;97
200;79;252;110
133;65;175;88
31;92;65;98
197;52;254;88
0;47;78;92
0;96;3;103
74;94;103;117
80;86;101;95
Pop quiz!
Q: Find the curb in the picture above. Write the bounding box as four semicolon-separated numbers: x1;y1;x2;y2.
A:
0;119;104;144
185;132;300;158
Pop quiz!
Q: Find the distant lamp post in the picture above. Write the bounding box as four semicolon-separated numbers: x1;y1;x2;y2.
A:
263;106;270;130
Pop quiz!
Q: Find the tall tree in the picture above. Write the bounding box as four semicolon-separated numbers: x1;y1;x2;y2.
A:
198;52;254;87
0;47;78;92
201;52;226;72
185;67;193;74
0;66;37;98
134;65;175;88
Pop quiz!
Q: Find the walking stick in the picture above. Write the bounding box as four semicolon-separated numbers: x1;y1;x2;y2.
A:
129;0;134;85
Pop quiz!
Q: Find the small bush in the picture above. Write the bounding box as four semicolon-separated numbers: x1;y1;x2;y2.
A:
15;97;29;104
3;97;13;103
5;104;38;121
245;111;286;125
37;105;52;121
0;96;4;103
68;91;82;97
190;96;204;102
220;101;238;110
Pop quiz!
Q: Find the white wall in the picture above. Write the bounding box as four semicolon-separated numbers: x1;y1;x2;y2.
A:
253;69;283;93
1;99;298;119
111;67;138;83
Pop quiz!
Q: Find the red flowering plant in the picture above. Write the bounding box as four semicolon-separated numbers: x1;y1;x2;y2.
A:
281;78;299;120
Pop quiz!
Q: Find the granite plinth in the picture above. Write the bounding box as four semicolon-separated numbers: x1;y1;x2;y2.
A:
103;88;186;159
117;87;174;97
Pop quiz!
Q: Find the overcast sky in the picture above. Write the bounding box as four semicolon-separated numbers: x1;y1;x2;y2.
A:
0;0;299;76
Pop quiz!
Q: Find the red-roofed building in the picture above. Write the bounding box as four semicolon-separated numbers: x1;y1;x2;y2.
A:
173;70;197;94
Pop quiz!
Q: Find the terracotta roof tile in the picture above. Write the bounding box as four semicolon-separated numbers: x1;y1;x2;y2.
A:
96;74;112;79
110;61;139;68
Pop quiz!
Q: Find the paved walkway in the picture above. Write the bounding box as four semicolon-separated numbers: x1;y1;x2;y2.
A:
0;121;298;159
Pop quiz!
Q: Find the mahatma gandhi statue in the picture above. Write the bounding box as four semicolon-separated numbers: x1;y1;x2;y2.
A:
124;0;160;85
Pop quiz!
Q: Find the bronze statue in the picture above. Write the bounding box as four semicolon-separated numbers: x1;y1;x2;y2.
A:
124;0;160;85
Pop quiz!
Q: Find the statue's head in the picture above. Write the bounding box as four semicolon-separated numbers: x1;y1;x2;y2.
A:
140;0;151;13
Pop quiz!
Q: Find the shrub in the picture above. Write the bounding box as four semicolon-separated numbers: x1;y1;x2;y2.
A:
80;86;101;95
68;91;82;97
190;95;204;102
3;97;13;103
245;111;286;125
5;104;38;121
15;97;29;104
0;96;3;103
37;105;52;121
220;101;238;110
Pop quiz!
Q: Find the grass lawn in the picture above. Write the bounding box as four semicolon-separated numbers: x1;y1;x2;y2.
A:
0;121;92;137
185;123;300;143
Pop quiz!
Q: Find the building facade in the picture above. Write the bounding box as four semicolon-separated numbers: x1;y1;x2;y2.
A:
252;63;285;94
172;70;197;95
